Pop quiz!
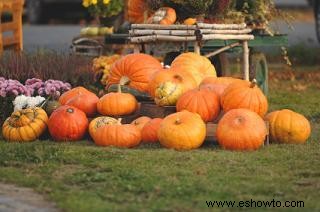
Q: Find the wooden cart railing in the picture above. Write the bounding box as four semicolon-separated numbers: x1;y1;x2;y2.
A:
0;0;24;55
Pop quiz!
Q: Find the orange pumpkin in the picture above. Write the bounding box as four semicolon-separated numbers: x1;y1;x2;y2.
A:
127;0;150;23
107;53;163;92
200;77;243;97
64;92;99;117
48;106;88;141
216;109;267;151
147;7;176;25
171;52;217;85
59;87;89;105
176;88;220;122
141;118;163;143
184;18;197;25
131;116;152;130
158;111;206;150
93;119;141;148
148;69;197;98
265;109;311;144
221;79;268;117
97;85;138;116
89;116;118;140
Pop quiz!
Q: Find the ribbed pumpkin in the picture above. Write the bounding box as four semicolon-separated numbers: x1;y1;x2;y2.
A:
48;106;88;141
89;116;118;140
171;52;217;85
148;69;197;98
200;77;243;97
92;119;141;148
107;53;163;92
221;79;268;117
158;111;206;150
97;85;138;116
65;92;99;117
147;7;176;25
176;88;220;122
131;116;152;130
127;0;150;23
141;118;163;143
216;109;267;151
265;109;311;144
2;107;48;142
59;87;89;105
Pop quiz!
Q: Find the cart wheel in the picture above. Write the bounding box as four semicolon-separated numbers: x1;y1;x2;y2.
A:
250;52;268;95
209;53;229;77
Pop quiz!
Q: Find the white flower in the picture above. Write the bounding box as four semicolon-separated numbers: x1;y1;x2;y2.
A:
13;95;45;111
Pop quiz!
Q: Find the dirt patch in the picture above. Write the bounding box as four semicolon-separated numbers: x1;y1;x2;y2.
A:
0;183;58;212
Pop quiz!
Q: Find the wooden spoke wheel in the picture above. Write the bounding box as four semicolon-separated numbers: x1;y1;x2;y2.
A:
250;52;268;95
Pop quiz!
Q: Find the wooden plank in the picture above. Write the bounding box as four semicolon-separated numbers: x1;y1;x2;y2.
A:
2;22;18;31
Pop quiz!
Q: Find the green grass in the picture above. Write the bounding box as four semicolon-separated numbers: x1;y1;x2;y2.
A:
0;74;319;211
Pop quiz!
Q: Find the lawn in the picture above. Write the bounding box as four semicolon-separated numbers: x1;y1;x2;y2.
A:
0;68;319;211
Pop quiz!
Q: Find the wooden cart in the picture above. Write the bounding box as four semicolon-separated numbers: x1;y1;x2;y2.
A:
104;25;288;95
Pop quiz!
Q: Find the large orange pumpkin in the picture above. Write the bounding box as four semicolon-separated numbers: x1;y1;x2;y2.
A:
59;87;89;105
200;77;243;97
148;69;197;98
176;88;220;122
131;116;152;130
89;116;118;141
97;85;138;116
158;111;206;150
107;53;163;93
171;52;217;85
147;7;176;25
127;0;150;23
93;119;141;148
48;106;88;141
216;109;267;151
265;109;311;144
64;92;99;117
221;80;268;117
141;118;163;143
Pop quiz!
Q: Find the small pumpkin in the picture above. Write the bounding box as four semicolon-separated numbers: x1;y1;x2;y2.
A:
141;118;163;143
97;85;138;116
59;87;89;105
44;100;61;116
107;53;163;93
221;79;268;117
176;88;220;122
147;7;176;25
148;69;197;98
216;108;267;151
184;18;197;25
93;119;141;148
158;111;206;150
127;0;151;23
65;92;99;117
171;52;217;85
265;109;311;144
131;116;152;130
200;77;243;97
89;116;118;140
48;105;88;141
154;81;184;106
2;107;48;142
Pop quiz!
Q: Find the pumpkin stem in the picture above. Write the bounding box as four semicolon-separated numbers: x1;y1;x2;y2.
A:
66;108;74;113
117;118;122;125
119;76;130;86
117;84;122;93
175;118;181;125
250;79;257;88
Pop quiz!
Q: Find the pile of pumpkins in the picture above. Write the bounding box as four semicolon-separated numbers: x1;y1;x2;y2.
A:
1;53;311;151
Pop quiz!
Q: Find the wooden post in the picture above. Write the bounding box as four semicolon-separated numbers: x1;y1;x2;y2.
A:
194;42;200;55
133;45;140;53
242;40;250;81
